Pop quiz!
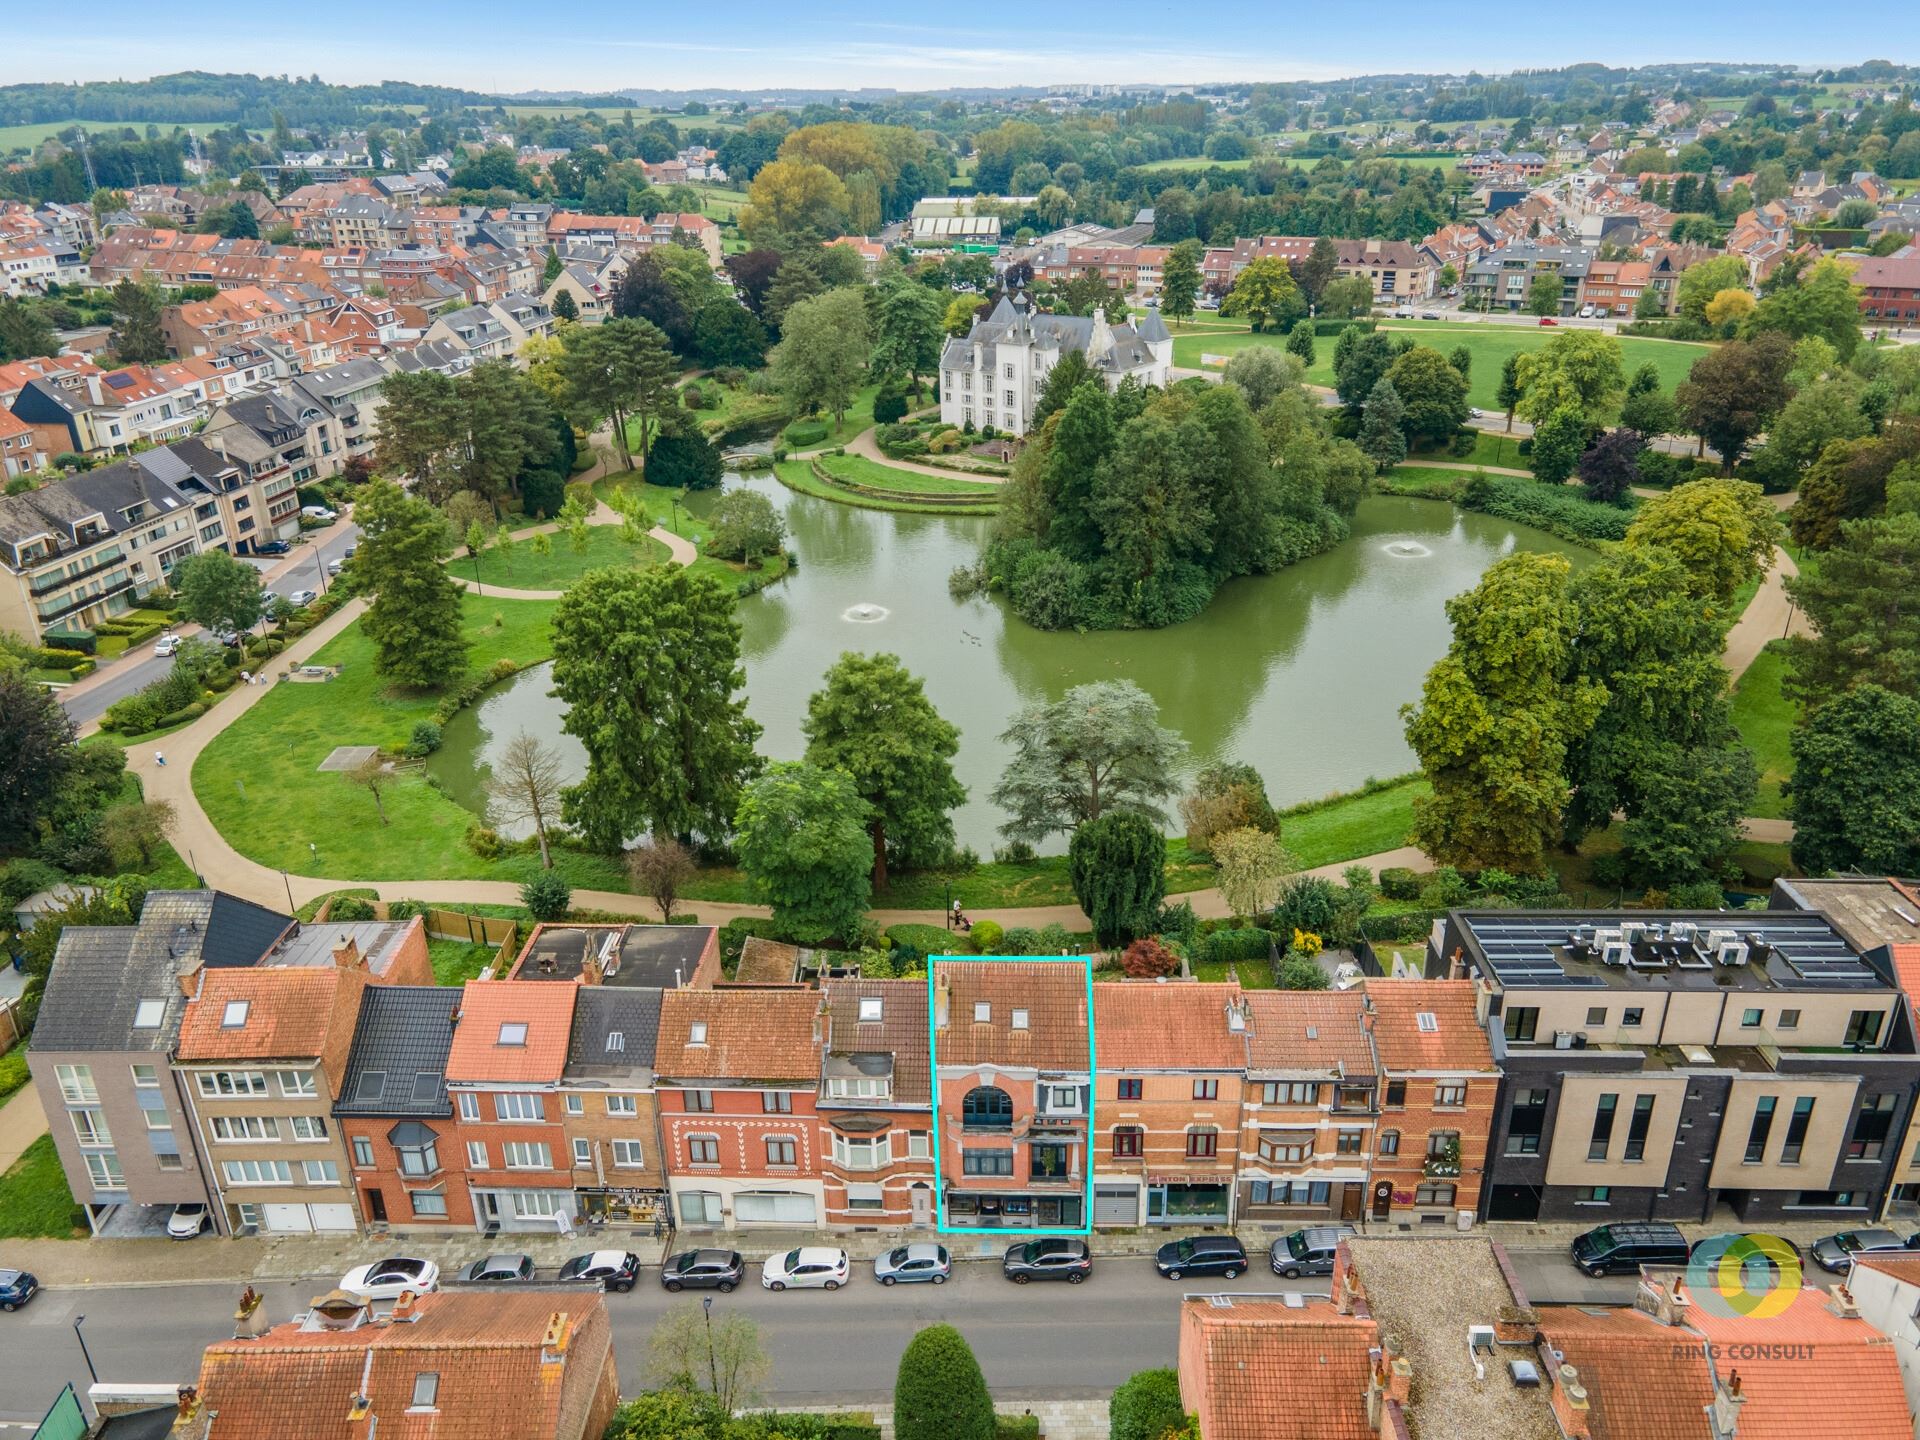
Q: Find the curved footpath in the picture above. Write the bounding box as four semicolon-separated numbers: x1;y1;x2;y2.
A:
840;425;1011;485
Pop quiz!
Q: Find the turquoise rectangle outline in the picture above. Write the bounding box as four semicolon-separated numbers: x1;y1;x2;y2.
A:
926;952;1096;1237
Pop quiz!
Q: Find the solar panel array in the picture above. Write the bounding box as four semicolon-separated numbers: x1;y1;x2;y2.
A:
1462;912;1884;990
1467;917;1609;989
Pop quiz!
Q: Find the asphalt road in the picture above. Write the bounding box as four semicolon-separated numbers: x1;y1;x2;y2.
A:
57;528;359;728
0;1260;1329;1423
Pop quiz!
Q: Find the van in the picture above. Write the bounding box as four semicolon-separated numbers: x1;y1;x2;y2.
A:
1270;1225;1357;1277
301;504;338;522
1571;1222;1689;1276
1155;1234;1247;1280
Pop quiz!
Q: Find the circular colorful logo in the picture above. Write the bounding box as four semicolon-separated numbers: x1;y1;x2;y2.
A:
1687;1232;1803;1319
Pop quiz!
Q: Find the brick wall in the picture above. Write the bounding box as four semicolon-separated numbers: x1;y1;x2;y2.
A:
341;1114;475;1228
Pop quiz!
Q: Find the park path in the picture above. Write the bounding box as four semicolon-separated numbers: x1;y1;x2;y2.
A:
1399;458;1534;480
1723;545;1809;679
0;1082;48;1174
841;426;1010;485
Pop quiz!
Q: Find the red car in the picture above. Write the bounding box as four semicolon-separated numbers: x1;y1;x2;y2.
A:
1538;316;1559;326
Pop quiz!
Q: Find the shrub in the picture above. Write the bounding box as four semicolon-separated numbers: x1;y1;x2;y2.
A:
328;895;376;921
1000;926;1040;955
1449;429;1479;457
1278;953;1330;989
1459;473;1632;545
464;824;503;859
0;857;66;907
994;1419;1041;1440
785;419;830;447
894;1325;995;1440
1378;866;1423;901
34;648;92;671
970;919;1004;951
1121;937;1180;977
521;871;573;922
157;701;208;727
405;720;443;758
873;385;909;426
1110;1369;1186;1440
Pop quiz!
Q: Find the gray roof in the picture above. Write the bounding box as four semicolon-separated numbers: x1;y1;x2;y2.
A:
943;296;1160;374
1135;307;1170;343
0;456;201;566
334;985;459;1117
566;987;663;1077
292;357;389;405
32;891;291;1053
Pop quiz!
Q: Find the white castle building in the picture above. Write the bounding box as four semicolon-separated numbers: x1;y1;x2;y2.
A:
938;293;1173;435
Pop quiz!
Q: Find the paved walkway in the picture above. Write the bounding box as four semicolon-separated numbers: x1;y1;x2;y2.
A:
841;426;1009;485
0;1081;47;1174
1723;545;1808;679
1399;458;1533;479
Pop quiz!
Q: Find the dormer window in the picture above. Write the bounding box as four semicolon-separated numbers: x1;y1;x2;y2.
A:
221;1000;250;1028
497;1022;528;1046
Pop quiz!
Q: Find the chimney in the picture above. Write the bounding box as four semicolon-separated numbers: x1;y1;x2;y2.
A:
1634;1273;1691;1327
934;972;951;1031
175;1385;202;1425
331;935;362;969
541;1311;573;1371
1708;1370;1746;1440
1550;1364;1592;1440
1827;1282;1861;1319
1448;946;1468;981
581;947;603;987
1386;1352;1412;1406
233;1284;272;1339
391;1289;423;1323
1332;1242;1365;1316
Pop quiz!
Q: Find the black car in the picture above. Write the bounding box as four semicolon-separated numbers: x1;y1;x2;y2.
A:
557;1250;642;1293
1003;1238;1091;1284
1155;1235;1247;1280
255;540;291;555
459;1253;535;1283
660;1249;745;1293
0;1268;37;1312
1571;1222;1690;1277
1270;1226;1356;1278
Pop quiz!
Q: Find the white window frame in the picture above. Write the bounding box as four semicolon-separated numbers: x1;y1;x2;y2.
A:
457;1092;480;1121
84;1151;125;1190
572;1138;592;1166
611;1139;645;1169
142;1107;172;1132
56;1064;97;1104
466;1140;488;1168
222;1159;293;1186
303;1159;341;1186
494;1092;542;1123
277;1070;318;1098
564;1094;584;1116
211;1115;279;1143
70;1109;111;1146
509;1190;566;1219
289;1115;328;1142
606;1094;637;1116
198;1071;270;1099
826;1076;891;1100
832;1133;893;1171
907;1130;931;1159
352;1136;375;1168
130;1064;159;1089
410;1187;448;1218
502;1140;551;1170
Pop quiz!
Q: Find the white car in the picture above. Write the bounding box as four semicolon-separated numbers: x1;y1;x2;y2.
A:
1578;305;1596;319
339;1256;440;1301
153;633;181;657
301;505;339;522
285;589;318;607
761;1246;849;1291
166;1202;209;1239
1467;407;1485;419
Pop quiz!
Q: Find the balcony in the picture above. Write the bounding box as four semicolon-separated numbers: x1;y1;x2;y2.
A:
30;548;126;596
37;574;133;624
1423;1154;1462;1179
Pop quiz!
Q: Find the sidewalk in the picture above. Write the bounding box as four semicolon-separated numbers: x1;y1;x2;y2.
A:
0;1081;47;1173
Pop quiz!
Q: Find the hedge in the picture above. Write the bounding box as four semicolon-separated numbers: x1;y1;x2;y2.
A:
1195;926;1280;968
1317;316;1377;336
994;1420;1041;1440
34;648;93;671
1461;473;1632;545
785;419;830;447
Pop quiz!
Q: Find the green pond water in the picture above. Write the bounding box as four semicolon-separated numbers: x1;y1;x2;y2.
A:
428;478;1586;852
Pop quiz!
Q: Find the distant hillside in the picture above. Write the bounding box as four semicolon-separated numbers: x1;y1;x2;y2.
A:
0;71;491;129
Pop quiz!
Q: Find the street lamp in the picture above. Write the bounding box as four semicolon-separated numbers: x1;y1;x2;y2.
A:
702;1296;719;1401
73;1315;98;1386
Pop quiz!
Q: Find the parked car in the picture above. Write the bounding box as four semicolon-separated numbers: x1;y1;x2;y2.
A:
1003;1238;1091;1284
1571;1222;1689;1277
1578;305;1596;319
286;589;318;607
557;1250;641;1292
166;1203;209;1239
1393;309;1414;319
1271;1225;1356;1278
458;1253;535;1283
660;1249;744;1293
338;1257;440;1301
0;1268;38;1311
326;558;347;576
874;1243;950;1286
1467;407;1485;419
152;633;182;657
211;628;243;649
1688;1234;1803;1283
1155;1234;1247;1280
1420;311;1442;320
1538;316;1559;326
761;1247;849;1291
256;540;291;555
1811;1228;1918;1274
302;505;339;523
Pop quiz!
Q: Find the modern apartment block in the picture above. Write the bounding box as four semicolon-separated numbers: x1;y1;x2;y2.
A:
1438;907;1920;1224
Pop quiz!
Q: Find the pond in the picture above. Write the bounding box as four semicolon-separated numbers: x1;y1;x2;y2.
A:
429;478;1588;852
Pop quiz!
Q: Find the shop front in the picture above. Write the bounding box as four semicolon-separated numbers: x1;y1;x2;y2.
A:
943;1188;1086;1228
576;1184;668;1232
1144;1174;1232;1226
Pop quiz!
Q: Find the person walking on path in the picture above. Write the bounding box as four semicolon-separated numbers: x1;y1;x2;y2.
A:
154;750;166;767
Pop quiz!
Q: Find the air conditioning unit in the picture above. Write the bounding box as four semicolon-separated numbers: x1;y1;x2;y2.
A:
1716;941;1749;967
1594;927;1624;948
1553;1030;1576;1050
1669;922;1696;943
1705;928;1736;950
1600;941;1628;966
1621;923;1646;946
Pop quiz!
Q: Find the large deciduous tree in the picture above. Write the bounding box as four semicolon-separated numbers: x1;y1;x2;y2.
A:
869;279;945;399
484;730;565;870
549;565;762;851
1513;331;1627;427
991;679;1188;843
1067;811;1166;949
1675;331;1795;470
0;672;76;849
1385;346;1469;447
170;548;264;635
734;761;873;944
802;652;965;889
1577;427;1644;503
1789;684;1920;877
352;479;469;688
1624;476;1782;604
1219;256;1303;333
107;278;166;362
769;286;870;431
1160;240;1201;326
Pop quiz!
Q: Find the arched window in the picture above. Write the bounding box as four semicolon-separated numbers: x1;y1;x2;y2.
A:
961;1086;1013;1130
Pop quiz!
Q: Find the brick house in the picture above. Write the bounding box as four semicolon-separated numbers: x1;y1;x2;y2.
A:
1850;253;1920;325
1091;982;1249;1228
1362;979;1498;1226
657;987;826;1230
1577;259;1651;316
335;985;471;1232
817;978;936;1228
931;960;1092;1230
1237;991;1378;1226
444;981;579;1233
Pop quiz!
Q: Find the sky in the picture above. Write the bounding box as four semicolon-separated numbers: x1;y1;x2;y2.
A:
5;2;1915;93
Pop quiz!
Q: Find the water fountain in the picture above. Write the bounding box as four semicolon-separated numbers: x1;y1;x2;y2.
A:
1383;541;1432;559
842;602;890;623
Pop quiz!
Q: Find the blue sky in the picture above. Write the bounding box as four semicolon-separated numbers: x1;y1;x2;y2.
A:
7;3;1915;92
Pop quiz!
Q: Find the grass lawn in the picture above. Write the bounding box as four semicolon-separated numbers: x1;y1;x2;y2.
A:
1282;777;1425;869
774;461;999;516
0;118;201;152
1409;430;1529;469
786;381;889;443
1137;155;1258;172
465;524;670;591
1176;321;1710;411
0;1136;81;1239
428;938;500;986
0;1049;27;1103
696;186;751;220
814;452;1004;497
1731;642;1798;820
586;473;788;592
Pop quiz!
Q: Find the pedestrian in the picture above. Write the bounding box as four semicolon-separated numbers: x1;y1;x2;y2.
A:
241;670;252;686
154;750;166;767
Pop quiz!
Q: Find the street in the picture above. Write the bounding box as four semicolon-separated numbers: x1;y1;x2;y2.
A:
56;526;359;728
0;1260;1329;1423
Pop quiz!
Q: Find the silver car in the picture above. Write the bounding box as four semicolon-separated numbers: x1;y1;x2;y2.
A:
874;1243;950;1286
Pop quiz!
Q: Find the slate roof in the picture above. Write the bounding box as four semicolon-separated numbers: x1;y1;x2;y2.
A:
335;985;459;1118
822;978;930;1106
31;891;291;1053
1177;1297;1379;1440
0;451;201;556
1094;982;1247;1070
566;987;664;1078
932;960;1090;1071
941;294;1160;375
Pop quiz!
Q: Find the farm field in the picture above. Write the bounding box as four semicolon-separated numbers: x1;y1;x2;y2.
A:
0;117;208;152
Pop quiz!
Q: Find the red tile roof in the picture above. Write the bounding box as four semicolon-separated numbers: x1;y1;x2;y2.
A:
1243;990;1374;1076
1887;944;1920;1011
933;960;1090;1070
177;967;366;1074
1178;1298;1379;1440
1094;982;1247;1069
444;981;577;1083
1363;979;1496;1073
1853;1252;1920;1287
656;987;821;1082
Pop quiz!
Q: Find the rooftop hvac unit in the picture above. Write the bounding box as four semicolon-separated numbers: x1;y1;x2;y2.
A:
1554;1030;1576;1050
1601;941;1628;966
1644;922;1666;942
1716;941;1749;967
1621;922;1646;946
1669;922;1696;943
1568;925;1594;947
1705;928;1736;951
1743;932;1771;960
1594;927;1624;948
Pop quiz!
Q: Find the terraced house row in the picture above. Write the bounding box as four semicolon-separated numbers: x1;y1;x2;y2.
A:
28;876;1920;1242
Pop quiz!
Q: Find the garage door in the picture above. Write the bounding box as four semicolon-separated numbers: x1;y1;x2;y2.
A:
310;1204;356;1232
733;1192;816;1225
1094;1186;1138;1225
262;1204;313;1233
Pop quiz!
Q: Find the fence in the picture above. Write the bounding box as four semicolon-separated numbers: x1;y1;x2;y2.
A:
0;995;21;1055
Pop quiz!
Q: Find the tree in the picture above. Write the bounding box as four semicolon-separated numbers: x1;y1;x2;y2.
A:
691;298;766;369
556;318;677;470
1358;377;1408;471
0;299;57;363
1675;332;1795;470
1319;274;1373;320
1403;553;1604;873
1675;255;1750;323
894;1325;995;1440
1791;428;1920;550
706;489;786;561
1219;256;1303;332
645;430;723;491
548;288;579;323
1790;684;1920;877
352;479;469;688
1784;512;1920;705
1160;241;1201;326
803;652;965;889
1619;370;1679;439
1214;826;1290;919
1030;348;1093;430
1286;317;1316;367
1386;346;1470;447
942;294;982;337
1525;271;1562;316
737;157;850;246
550;565;762;851
484;730;564;869
612;251;693;353
1752;377;1871;492
521;870;572;922
1496;353;1522;430
1625;476;1783;603
735;762;873;944
1748;256;1864;360
870;280;945;398
1333;328;1395;409
991;679;1189;843
348;752;392;827
1514;331;1627;427
171;548;264;635
99;799;175;870
1577;427;1643;503
107;278;165;362
1068;811;1167;946
1221;347;1300;412
627;837;694;922
0;673;76;849
644;1305;770;1417
1111;1369;1188;1440
769;287;870;431
1705;287;1756;328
